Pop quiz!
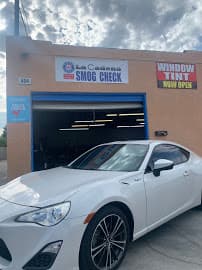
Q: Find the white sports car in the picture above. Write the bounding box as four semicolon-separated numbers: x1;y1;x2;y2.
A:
0;140;202;270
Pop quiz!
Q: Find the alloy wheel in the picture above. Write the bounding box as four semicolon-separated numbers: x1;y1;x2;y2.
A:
91;214;127;270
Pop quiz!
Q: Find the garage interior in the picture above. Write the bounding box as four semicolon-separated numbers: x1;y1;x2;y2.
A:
32;101;146;171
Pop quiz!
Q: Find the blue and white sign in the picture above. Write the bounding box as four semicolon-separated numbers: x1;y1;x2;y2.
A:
7;96;30;123
55;57;128;84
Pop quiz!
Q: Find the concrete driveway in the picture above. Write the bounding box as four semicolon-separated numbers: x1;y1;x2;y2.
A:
0;162;202;270
120;208;202;270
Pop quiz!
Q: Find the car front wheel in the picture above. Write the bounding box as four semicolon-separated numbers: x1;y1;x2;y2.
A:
79;205;130;270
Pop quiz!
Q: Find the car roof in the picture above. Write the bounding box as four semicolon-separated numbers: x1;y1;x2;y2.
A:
106;140;170;145
105;140;191;151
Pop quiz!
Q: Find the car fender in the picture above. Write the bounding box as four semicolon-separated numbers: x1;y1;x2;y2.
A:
68;173;147;236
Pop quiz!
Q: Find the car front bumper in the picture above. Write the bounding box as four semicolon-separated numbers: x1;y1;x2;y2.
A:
0;198;86;270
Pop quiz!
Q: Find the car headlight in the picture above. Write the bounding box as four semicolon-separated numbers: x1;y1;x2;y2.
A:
16;202;71;226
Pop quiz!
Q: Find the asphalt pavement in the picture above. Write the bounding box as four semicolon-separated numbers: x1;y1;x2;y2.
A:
0;161;202;270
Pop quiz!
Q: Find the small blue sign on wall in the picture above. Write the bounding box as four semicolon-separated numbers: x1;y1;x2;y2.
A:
7;96;31;123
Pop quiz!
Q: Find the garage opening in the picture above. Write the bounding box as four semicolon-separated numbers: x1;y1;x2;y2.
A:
32;93;148;171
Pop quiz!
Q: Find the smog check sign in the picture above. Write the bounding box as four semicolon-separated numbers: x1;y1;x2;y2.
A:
156;62;197;89
55;57;128;84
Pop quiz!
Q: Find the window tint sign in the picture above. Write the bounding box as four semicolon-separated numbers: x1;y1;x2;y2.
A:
156;62;197;89
7;96;30;123
55;57;128;84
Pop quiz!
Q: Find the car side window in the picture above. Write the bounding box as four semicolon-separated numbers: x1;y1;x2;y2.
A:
146;144;190;173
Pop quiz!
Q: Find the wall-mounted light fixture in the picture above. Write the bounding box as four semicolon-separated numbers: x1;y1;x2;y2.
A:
155;130;168;136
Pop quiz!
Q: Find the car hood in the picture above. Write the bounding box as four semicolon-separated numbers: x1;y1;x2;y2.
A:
0;167;128;207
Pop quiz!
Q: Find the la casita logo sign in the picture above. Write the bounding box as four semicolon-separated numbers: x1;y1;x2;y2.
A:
56;57;128;84
156;62;197;89
63;62;75;73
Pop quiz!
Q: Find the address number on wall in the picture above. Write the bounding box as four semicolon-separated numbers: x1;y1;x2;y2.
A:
18;77;32;85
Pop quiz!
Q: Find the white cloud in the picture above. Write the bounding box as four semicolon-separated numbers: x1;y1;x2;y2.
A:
3;1;202;45
0;0;202;113
0;18;7;31
1;0;202;51
24;0;108;47
0;2;7;10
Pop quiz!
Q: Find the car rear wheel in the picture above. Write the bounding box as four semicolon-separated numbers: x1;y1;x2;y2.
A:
79;205;130;270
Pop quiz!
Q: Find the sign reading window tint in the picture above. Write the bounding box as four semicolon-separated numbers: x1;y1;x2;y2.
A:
156;62;197;89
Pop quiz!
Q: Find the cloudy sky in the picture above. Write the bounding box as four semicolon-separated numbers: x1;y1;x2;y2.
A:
0;0;202;114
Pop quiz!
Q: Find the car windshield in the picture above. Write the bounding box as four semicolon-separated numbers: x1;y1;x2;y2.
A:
67;144;148;172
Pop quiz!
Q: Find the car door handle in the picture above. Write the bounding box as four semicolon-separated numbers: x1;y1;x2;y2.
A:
183;171;189;177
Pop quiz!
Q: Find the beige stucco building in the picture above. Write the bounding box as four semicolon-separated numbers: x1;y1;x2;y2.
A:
6;36;202;180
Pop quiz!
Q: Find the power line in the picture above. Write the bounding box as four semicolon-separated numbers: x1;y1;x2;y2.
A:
19;7;29;36
20;0;31;36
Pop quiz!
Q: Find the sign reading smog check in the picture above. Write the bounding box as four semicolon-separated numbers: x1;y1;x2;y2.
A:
55;57;128;84
156;62;197;89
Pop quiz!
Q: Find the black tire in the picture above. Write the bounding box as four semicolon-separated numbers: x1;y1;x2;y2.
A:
79;205;130;270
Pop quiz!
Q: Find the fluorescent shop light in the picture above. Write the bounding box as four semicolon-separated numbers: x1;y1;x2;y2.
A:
74;119;113;123
72;124;89;128
59;128;89;131
117;125;144;128
106;114;118;117
72;124;105;128
106;113;144;117
89;124;105;127
119;113;144;116
95;119;113;123
74;120;94;123
136;118;145;121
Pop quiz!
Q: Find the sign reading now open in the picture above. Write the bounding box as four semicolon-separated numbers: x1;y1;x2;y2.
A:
156;62;197;89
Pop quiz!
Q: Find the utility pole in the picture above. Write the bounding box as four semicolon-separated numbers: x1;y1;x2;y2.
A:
14;0;19;36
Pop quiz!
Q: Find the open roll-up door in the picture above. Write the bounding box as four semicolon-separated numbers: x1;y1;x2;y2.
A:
31;92;148;171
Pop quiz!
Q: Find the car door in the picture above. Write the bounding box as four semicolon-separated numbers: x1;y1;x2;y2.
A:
143;144;193;227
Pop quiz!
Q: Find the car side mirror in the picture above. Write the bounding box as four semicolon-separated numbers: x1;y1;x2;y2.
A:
153;159;174;177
